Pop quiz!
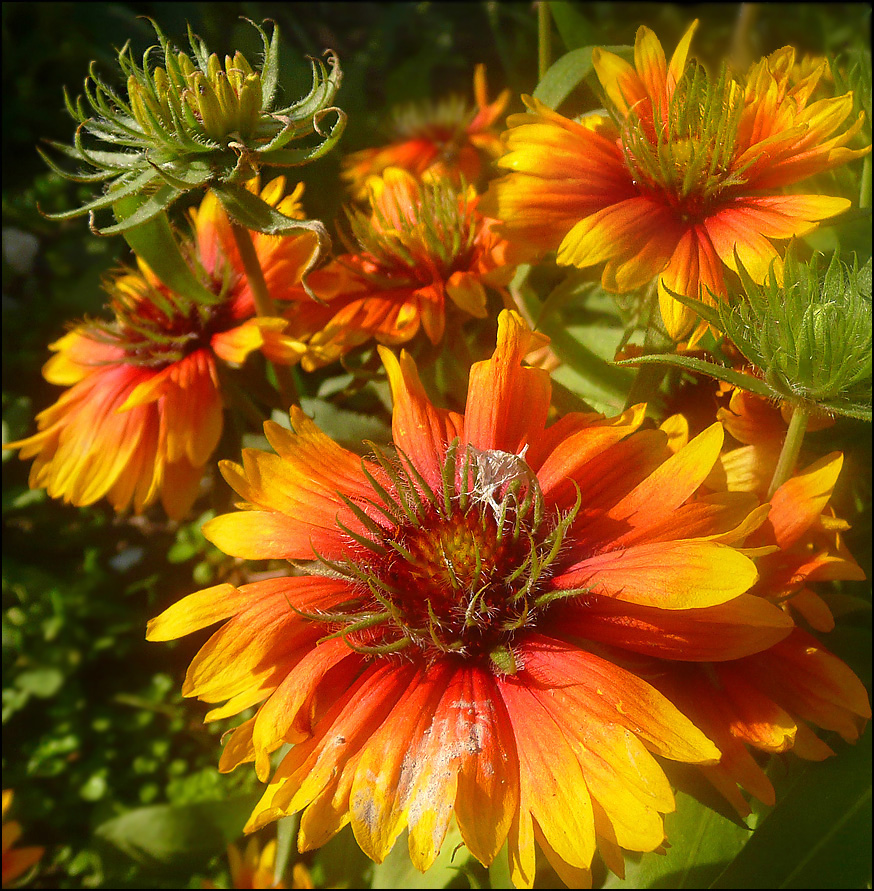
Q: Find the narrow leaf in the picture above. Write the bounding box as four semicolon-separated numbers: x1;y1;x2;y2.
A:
615;353;777;399
111;195;222;305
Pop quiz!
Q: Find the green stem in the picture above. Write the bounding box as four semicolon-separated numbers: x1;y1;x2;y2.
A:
766;403;810;499
623;285;668;411
859;153;871;210
729;3;758;73
229;221;299;409
538;1;551;81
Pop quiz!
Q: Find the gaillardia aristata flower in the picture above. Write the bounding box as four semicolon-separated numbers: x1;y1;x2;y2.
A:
633;412;870;815
484;22;870;339
5;177;320;520
342;64;510;200
148;310;800;887
293;167;517;366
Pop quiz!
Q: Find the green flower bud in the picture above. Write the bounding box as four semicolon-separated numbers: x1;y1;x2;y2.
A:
723;247;872;419
40;18;346;237
618;247;872;423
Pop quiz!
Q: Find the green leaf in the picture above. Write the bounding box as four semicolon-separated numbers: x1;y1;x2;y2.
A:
711;724;872;889
210;181;329;245
111;195;223;305
15;666;64;698
371;821;471;889
604;788;752;889
310;824;374;890
548;1;596;51
533;45;630;111
95;796;256;867
533;47;596;111
614;353;777;400
293;398;391;450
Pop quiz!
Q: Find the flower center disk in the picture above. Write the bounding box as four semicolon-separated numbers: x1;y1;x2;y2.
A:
308;443;582;672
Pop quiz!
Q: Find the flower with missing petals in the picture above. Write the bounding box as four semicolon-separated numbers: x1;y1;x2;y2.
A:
484;21;870;340
148;310;799;886
5;178;321;520
342;65;509;200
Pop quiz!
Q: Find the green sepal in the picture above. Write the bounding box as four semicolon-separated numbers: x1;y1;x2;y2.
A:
660;282;724;329
257;107;347;160
40;167;160;221
36;145;116;184
211;182;330;300
614;352;777;400
94;182;182;235
111;195;223;306
247;18;280;110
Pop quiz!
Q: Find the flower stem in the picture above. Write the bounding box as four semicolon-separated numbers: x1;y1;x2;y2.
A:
229;221;299;409
859;153;871;210
766;402;810;499
538;1;551;81
729;3;758;73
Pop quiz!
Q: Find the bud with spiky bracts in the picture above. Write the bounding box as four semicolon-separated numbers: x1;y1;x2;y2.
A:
619;248;872;423
40;19;345;240
721;249;872;420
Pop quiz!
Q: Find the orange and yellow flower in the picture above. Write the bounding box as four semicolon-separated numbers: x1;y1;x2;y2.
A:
637;405;870;813
704;387;865;630
148;310;808;887
202;837;311;889
293;167;517;367
2;790;44;888
484;22;870;339
5;177;322;520
342;65;510;200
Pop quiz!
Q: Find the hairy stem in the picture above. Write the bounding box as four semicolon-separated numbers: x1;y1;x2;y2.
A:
229;221;299;409
767;402;810;499
538;1;552;81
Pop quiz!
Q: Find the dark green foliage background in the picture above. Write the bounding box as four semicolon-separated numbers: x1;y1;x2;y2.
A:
2;3;871;888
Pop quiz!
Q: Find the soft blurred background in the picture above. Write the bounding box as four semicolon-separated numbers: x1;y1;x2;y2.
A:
2;3;871;888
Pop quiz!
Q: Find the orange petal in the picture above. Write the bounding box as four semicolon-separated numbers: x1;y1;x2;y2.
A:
555;539;758;609
554;591;793;661
499;677;597;873
463;310;551;454
517;635;720;765
379;345;464;493
766;452;843;549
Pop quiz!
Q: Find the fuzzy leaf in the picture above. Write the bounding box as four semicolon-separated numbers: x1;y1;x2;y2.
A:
614;353;777;399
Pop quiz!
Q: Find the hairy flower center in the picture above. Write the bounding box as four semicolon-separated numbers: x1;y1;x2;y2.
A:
87;264;235;368
302;443;582;673
621;62;748;216
348;180;479;286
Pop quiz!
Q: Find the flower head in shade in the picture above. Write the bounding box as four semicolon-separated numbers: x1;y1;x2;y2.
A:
652;626;870;817
294;167;517;367
635;410;870;815
147;310;804;887
2;790;44;888
342;64;510;200
484;22;870;340
202;837;310;889
5;178;321;520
